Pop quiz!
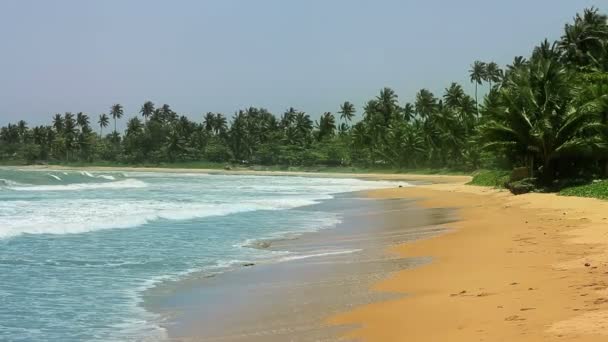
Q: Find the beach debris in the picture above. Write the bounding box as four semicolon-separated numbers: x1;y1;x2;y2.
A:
505;315;526;321
520;307;536;311
585;263;591;267
510;282;519;285
242;263;255;267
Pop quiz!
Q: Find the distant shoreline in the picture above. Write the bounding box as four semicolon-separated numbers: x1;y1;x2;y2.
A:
6;164;473;184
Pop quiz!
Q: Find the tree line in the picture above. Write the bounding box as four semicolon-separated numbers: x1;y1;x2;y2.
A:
2;7;608;186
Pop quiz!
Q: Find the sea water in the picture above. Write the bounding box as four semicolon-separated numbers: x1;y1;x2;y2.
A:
0;168;404;341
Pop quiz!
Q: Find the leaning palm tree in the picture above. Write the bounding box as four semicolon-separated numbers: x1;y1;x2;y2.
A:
98;114;109;137
469;60;486;116
140;101;155;122
338;101;356;123
110;104;123;134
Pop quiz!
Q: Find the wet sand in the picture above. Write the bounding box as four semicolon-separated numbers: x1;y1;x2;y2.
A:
330;183;608;341
146;193;456;341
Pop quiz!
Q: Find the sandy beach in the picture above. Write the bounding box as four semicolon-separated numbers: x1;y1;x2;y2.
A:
10;165;608;341
330;182;608;341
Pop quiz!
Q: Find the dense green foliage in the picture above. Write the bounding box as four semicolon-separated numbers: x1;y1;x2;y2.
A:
468;170;510;188
3;7;608;185
560;180;608;199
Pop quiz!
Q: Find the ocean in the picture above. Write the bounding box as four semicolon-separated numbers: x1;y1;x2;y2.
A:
0;168;404;341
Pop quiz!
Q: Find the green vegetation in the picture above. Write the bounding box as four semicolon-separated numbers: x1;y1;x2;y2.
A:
3;7;608;194
559;180;608;200
468;170;510;188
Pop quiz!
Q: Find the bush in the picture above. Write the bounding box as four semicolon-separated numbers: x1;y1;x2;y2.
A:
468;170;510;187
559;180;608;200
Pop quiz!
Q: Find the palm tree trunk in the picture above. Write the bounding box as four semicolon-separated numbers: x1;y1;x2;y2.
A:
475;83;479;117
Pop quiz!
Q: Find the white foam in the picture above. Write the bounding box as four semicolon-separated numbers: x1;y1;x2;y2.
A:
8;179;147;191
279;249;362;262
47;174;62;181
80;171;95;178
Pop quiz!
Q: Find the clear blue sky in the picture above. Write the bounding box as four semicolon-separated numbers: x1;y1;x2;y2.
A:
0;0;604;128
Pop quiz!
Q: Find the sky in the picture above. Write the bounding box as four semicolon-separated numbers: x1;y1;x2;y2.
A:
0;0;605;128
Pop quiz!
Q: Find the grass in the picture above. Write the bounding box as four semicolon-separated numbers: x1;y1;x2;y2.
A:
559;180;608;200
467;170;510;188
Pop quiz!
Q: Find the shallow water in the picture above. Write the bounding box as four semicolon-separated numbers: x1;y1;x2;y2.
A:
0;168;405;341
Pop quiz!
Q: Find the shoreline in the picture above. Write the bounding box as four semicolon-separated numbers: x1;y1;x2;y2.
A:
5;165;472;184
329;182;608;341
146;191;455;341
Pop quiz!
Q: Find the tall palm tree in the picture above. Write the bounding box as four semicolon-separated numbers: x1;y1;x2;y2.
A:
110;104;124;134
415;89;437;119
402;103;415;122
140;101;155;122
469;60;486;116
338;101;356;123
443;82;465;109
52;114;64;132
76;112;90;132
203;112;215;132
317;112;336;140
98;114;109;136
485;62;503;89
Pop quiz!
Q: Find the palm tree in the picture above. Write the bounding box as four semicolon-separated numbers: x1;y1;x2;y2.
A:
485;62;503;89
415;89;437;119
140;101;155;122
558;7;608;70
338;101;356;123
443;82;465;109
16;120;28;143
110;104;123;134
203;112;215;132
76;112;90;132
317;112;336;140
377;87;399;123
52;114;64;132
402;103;415;122
98;114;109;137
469;60;486;116
213;113;227;135
481;55;607;183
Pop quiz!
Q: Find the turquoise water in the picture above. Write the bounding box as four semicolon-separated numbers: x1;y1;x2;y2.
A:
0;169;403;341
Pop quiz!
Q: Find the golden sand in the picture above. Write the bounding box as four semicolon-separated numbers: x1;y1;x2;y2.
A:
329;181;608;341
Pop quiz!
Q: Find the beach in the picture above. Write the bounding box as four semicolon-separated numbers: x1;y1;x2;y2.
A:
330;182;608;341
5;166;608;341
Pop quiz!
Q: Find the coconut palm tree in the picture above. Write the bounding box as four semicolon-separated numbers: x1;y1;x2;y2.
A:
443;82;465;109
98;114;109;137
469;60;486;116
338;101;356;123
415;89;437;119
52;114;64;132
317;112;336;140
110;104;123;134
481;55;607;183
485;62;503;89
140;101;155;122
402;103;415;122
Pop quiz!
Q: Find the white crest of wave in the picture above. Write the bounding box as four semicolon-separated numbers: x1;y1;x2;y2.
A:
47;174;62;181
8;179;147;191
